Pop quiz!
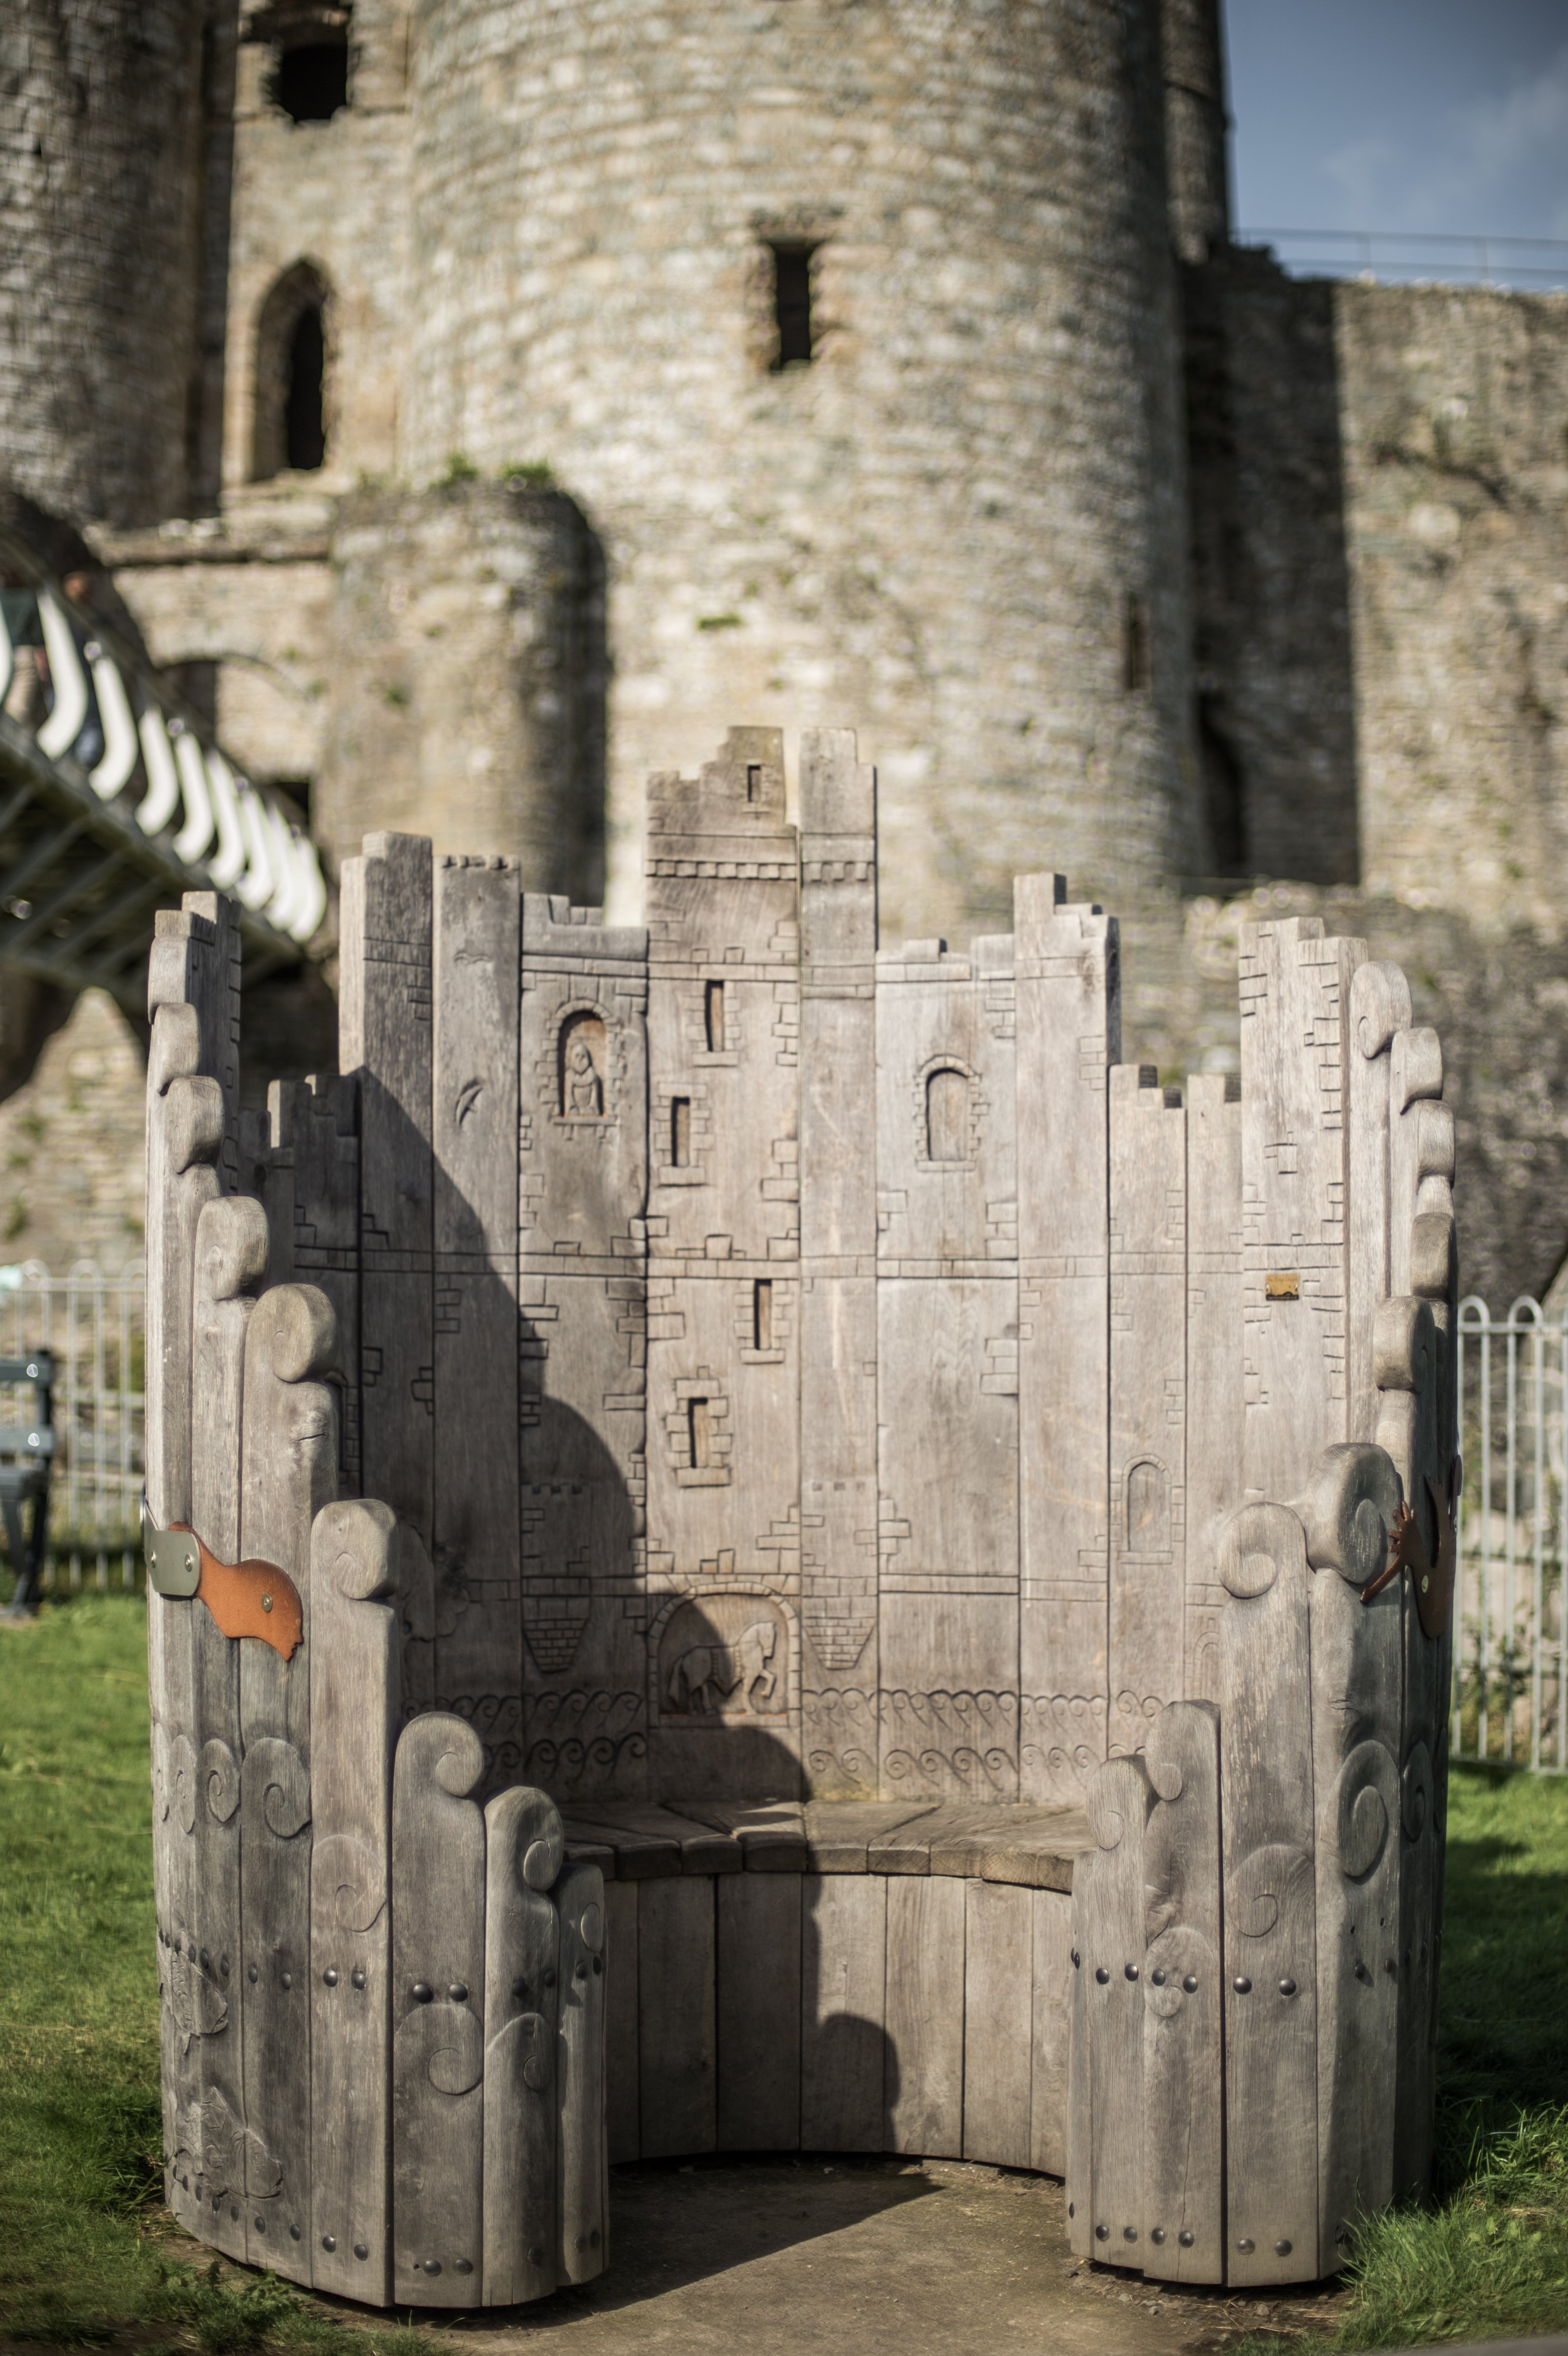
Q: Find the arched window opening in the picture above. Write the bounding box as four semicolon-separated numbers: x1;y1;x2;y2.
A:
767;241;818;369
1126;1460;1170;1553
252;260;333;482
277;37;348;122
285;306;325;471
558;1010;606;1118
925;1067;969;1164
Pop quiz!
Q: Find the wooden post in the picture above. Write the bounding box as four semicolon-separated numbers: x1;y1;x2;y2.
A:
1346;962;1411;1442
1219;1501;1318;2283
391;1712;486;2304
1014;880;1118;1805
556;1860;609;2283
884;1876;963;2157
1141;1701;1222;2282
310;1499;400;2302
1071;1756;1154;2262
483;1786;564;2304
801;1873;887;2149
1183;1072;1242;1702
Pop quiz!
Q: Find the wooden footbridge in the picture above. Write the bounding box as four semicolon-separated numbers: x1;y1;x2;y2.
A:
0;524;324;1010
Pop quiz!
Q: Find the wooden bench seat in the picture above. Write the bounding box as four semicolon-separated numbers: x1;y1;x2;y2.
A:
558;1798;1095;2172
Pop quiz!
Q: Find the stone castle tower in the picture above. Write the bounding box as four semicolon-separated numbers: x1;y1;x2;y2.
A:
3;0;1568;1306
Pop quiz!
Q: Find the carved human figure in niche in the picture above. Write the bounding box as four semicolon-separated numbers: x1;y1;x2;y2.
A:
558;1009;608;1118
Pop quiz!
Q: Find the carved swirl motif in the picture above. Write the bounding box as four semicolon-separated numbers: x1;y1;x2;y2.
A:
1332;1738;1400;1880
168;1732;198;1835
1402;1738;1433;1844
881;1689;1018;1798
395;1998;483;2097
202;1737;241;1825
244;1735;312;1839
1226;1841;1312;1939
314;1829;387;1933
1019;1694;1107;1797
1088;1755;1151;1852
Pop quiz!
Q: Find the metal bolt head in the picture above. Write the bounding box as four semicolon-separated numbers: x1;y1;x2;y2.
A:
423;2258;442;2276
1067;2203;1074;2219
412;1981;433;2003
230;2204;240;2221
1179;2230;1194;2248
1151;1969;1166;1987
354;2244;368;2261
1150;2227;1166;2245
1071;1949;1080;1969
1095;2224;1109;2242
1233;1976;1252;1994
200;1948;210;1969
1278;1978;1296;1997
527;2245;545;2264
576;1960;588;1980
1094;1966;1109;1985
448;1981;468;2003
289;2225;300;2241
454;2259;473;2275
351;1968;366;1990
1122;2225;1137;2241
1275;2239;1292;2256
1237;2237;1255;2253
1182;1973;1198;1994
254;2215;265;2232
323;1968;338;1987
1124;1963;1139;1982
248;1964;258;1984
220;1956;230;1977
544;1967;557;1988
593;1955;603;1974
512;1976;526;2000
322;2235;335;2252
281;1971;292;1990
261;1594;274;1614
575;2234;588;2252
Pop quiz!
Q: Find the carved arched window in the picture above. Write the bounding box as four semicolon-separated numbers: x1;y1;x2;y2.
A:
925;1066;970;1164
1126;1460;1170;1553
252;260;333;481
558;1009;607;1118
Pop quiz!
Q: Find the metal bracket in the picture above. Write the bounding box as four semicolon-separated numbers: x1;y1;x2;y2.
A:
141;1495;201;1598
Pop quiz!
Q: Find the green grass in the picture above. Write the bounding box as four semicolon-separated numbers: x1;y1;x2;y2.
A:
4;1605;1567;2350
0;1598;444;2354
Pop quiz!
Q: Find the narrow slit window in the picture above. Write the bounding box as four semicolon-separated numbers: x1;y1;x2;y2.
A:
753;1279;773;1352
745;763;761;802
671;1096;692;1167
704;980;726;1053
688;1396;712;1471
284;306;326;471
277;39;348;122
769;243;815;369
1123;592;1151;694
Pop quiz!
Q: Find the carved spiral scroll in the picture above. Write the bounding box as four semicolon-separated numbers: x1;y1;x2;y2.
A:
1332;1739;1401;1880
1352;958;1412;1062
1218;1501;1306;1600
395;1998;484;2098
1226;1841;1312;1940
1300;1442;1402;1586
202;1736;241;1824
399;1709;485;1801
1087;1753;1153;1853
1402;1739;1434;1843
314;1829;387;1933
246;1734;311;1839
168;1731;199;1834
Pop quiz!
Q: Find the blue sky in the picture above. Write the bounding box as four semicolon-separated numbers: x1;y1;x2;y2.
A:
1227;0;1568;246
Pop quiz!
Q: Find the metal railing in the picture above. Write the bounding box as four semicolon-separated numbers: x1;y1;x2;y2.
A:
1238;228;1568;295
0;524;325;1011
1455;1296;1568;1771
0;1259;145;1595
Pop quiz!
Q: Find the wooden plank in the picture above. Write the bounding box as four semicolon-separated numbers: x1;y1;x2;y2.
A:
1346;962;1411;1442
1014;880;1118;1806
1183;1071;1242;1703
801;1872;887;2150
310;1500;400;2303
581;1802;743;1873
803;1800;937;1873
677;1799;807;1871
433;855;521;1766
884;1876;964;2158
1074;1756;1153;2260
1141;1702;1223;2284
963;1880;1033;2167
391;1713;486;2306
239;1733;312;2267
238;1103;294;1293
799;731;880;1799
189;1193;269;2266
1219;1502;1318;2285
556;1860;609;2284
1067;1860;1092;2259
483;1786;564;2305
1240;918;1366;1505
339;834;435;1671
239;1284;338;1758
1108;1065;1187;1751
604;1881;639;2165
636;1875;716;2156
559;1814;681;1881
1303;1443;1403;2274
925;1801;1092;1891
1030;1888;1072;2177
277;1076;361;1495
717;1873;802;2150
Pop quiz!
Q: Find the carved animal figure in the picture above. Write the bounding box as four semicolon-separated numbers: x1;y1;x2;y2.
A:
666;1618;778;1715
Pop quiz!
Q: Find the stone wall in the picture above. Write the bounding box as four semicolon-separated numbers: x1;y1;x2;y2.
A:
0;0;209;527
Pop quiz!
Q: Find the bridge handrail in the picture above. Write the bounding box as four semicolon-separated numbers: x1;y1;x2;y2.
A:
0;526;324;947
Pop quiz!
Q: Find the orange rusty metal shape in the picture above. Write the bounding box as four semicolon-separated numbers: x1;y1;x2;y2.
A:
171;1522;304;1661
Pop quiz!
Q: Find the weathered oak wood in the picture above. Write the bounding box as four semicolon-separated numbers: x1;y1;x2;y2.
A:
578;1800;744;1873
239;1284;338;1759
1030;1888;1072;2177
391;1714;486;2305
189;1193;269;2264
1074;1756;1153;2262
635;1874;716;2156
963;1880;1033;2167
1220;1502;1319;2284
717;1872;802;2150
1141;1702;1222;2284
556;1861;608;2284
801;1872;887;2150
802;1800;936;1872
239;1733;312;2266
604;1881;639;2164
1347;962;1411;1442
678;1799;807;1870
884;1875;963;2157
1184;1071;1242;1702
483;1786;564;2305
310;1500;399;2303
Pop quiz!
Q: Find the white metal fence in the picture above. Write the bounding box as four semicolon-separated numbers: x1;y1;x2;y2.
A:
1456;1297;1568;1772
0;1259;144;1594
